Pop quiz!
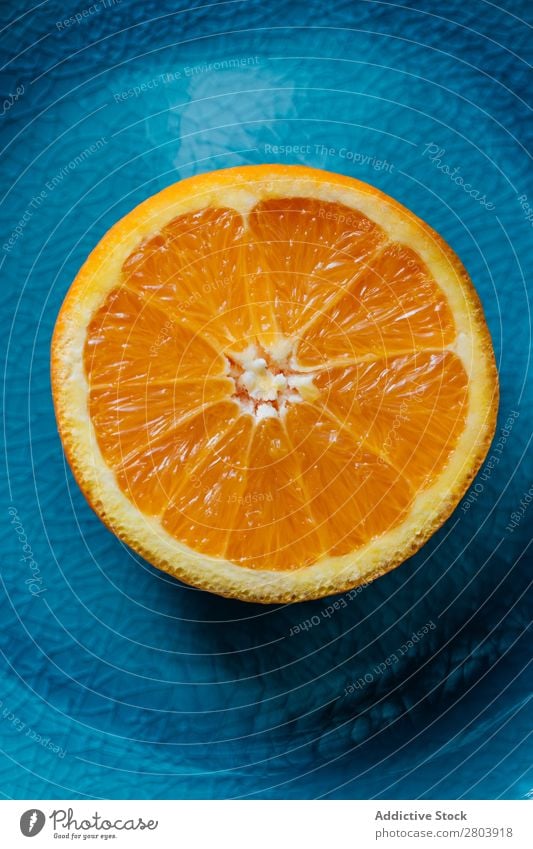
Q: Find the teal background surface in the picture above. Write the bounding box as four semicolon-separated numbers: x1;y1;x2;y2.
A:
1;0;531;799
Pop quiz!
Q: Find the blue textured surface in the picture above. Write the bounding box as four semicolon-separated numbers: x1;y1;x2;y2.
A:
1;0;531;800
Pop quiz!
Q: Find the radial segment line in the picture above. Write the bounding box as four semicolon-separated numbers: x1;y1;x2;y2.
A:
120;279;236;352
220;423;257;559
114;401;231;472
316;404;416;495
298;345;451;372
280;418;330;554
293;240;391;340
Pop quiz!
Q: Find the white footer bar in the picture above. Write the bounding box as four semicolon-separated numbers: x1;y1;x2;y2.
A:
1;799;530;848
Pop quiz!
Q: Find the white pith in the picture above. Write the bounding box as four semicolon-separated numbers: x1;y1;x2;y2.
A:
225;341;320;419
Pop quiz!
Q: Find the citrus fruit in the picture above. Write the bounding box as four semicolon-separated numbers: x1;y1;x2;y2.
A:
51;164;498;603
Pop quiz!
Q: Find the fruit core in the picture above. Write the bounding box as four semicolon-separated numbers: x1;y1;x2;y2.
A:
225;340;320;420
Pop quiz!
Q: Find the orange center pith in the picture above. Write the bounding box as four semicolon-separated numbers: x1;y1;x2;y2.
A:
84;198;468;571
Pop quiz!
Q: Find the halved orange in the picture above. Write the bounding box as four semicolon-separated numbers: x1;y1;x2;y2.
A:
51;165;498;603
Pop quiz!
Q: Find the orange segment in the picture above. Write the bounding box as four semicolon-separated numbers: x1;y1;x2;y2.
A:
114;402;239;515
52;165;498;603
89;379;232;465
86;288;226;383
161;412;254;557
224;417;321;570
123;208;250;346
286;403;414;556
248;198;386;339
313;351;469;489
297;243;457;365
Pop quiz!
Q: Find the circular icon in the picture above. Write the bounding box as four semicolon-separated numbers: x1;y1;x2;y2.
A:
20;810;45;837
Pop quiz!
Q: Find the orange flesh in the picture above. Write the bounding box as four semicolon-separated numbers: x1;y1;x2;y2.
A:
84;199;468;570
